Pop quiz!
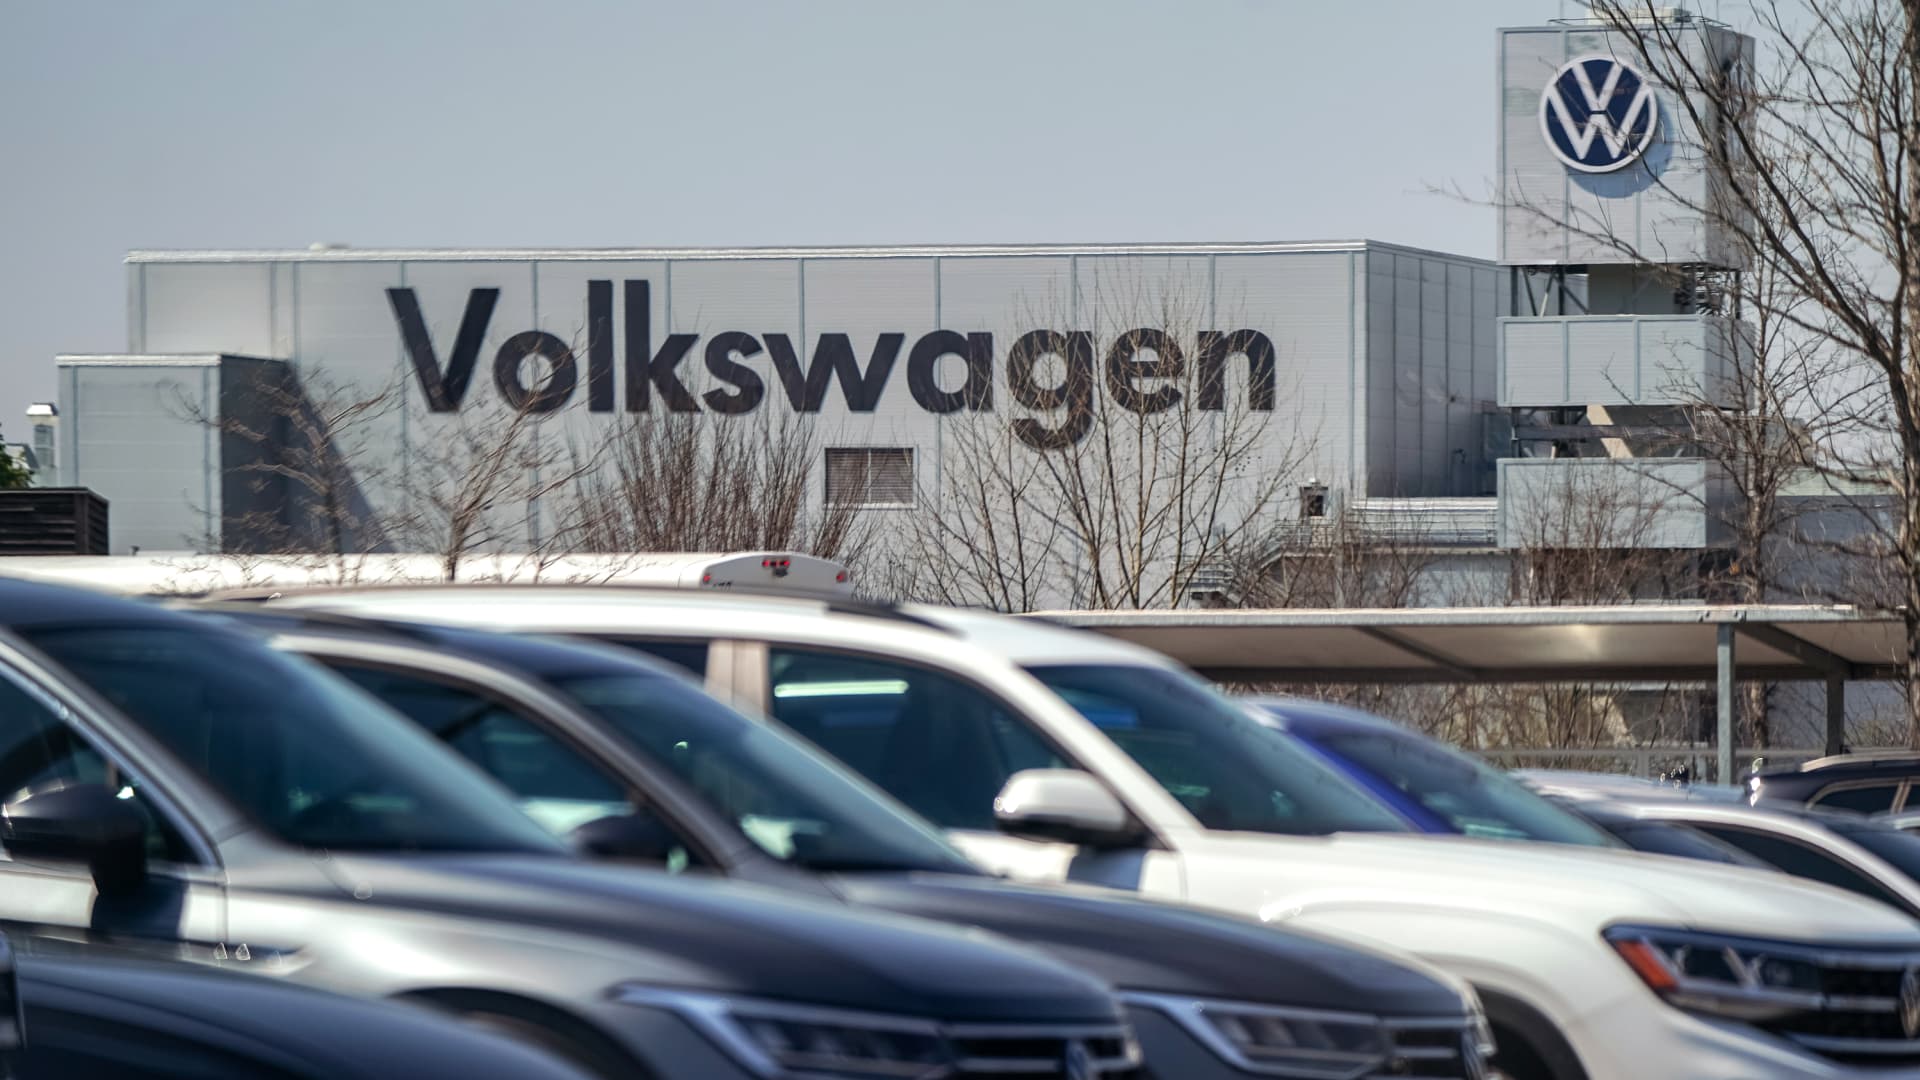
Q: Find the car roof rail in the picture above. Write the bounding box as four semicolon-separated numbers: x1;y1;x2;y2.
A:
206;581;958;634
185;600;442;644
1789;750;1920;772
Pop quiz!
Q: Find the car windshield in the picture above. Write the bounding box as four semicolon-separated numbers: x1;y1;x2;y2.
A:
21;623;567;854
1026;665;1409;836
1830;821;1920;883
551;671;977;874
1303;723;1616;845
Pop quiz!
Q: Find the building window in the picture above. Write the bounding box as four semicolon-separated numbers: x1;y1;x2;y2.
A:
1299;482;1328;520
826;448;914;509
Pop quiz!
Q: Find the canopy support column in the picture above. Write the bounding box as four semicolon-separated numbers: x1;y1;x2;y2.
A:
1717;623;1736;784
1826;676;1847;757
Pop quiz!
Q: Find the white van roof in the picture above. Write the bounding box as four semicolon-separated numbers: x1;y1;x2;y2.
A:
0;551;852;597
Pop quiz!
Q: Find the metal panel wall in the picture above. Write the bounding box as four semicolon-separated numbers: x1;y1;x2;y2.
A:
59;358;220;554
1214;251;1355;497
1360;248;1501;498
1497;457;1719;548
802;258;939;502
1499;314;1731;407
102;243;1499;556
1565;320;1639;401
139;263;276;355
1499;24;1749;268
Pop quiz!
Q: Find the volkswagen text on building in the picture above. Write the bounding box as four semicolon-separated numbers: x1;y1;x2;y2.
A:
59;241;1501;562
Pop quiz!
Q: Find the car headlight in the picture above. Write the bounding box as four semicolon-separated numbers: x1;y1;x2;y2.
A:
613;984;1140;1078
609;985;951;1079
1604;925;1827;1022
1124;992;1397;1079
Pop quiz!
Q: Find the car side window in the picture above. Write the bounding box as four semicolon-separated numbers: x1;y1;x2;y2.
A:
610;639;711;679
1692;824;1914;915
325;664;689;859
766;648;1071;831
0;668;194;864
1812;783;1904;815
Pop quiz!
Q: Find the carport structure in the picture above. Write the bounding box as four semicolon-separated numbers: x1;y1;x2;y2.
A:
1030;605;1905;783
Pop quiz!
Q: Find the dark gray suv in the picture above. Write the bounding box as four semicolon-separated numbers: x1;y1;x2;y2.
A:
0;579;1136;1079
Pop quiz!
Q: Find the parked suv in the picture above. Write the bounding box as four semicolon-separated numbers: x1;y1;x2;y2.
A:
1242;697;1618;846
0;579;1136;1080
225;608;1495;1080
1746;753;1920;814
258;585;1920;1080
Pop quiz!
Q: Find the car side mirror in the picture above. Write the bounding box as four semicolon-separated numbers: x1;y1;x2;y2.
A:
571;811;681;863
2;783;150;894
993;769;1141;849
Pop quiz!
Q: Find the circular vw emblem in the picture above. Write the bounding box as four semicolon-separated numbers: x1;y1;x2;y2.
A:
1901;967;1920;1038
1062;1038;1094;1080
1539;55;1660;173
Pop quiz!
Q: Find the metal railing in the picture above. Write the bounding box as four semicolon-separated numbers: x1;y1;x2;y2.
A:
1472;745;1905;783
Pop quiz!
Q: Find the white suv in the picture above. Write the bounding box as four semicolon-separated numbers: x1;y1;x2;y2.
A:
258;587;1920;1080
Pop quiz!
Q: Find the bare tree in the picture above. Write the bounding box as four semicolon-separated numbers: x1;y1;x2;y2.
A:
1218;500;1445;609
559;410;870;562
905;271;1314;611
1501;0;1920;740
398;396;607;582
171;362;404;572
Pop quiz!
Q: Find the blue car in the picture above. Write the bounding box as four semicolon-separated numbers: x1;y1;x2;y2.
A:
1242;697;1619;847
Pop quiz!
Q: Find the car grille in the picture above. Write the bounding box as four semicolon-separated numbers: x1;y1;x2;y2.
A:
1763;957;1920;1065
945;1022;1142;1079
1376;1018;1490;1080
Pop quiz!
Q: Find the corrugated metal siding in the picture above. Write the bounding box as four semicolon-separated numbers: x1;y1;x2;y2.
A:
143;263;275;355
1564;319;1638;400
1499;314;1731;407
1215;251;1355;500
1499;25;1747;269
1364;252;1397;494
63;361;220;553
803;258;939;502
280;261;406;508
1496;458;1718;549
101;243;1504;554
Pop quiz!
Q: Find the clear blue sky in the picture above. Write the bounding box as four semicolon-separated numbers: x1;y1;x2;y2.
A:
1;0;1568;435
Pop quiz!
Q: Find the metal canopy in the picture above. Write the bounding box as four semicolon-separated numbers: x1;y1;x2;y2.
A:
1032;605;1902;684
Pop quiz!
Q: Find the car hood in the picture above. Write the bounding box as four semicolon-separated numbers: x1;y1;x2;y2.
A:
312;854;1118;1023
17;955;588;1080
1184;831;1920;943
830;871;1467;1017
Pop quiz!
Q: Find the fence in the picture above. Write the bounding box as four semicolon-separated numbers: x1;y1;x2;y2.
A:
1474;745;1903;783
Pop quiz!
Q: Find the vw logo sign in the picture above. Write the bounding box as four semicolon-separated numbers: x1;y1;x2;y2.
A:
1901;967;1920;1038
1539;55;1660;173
